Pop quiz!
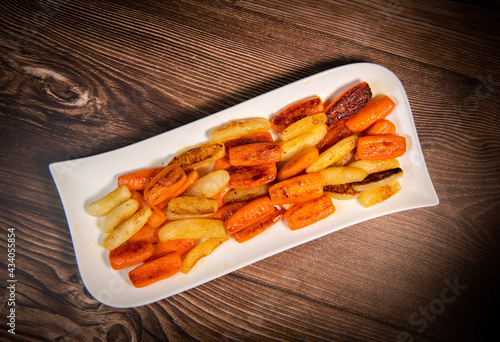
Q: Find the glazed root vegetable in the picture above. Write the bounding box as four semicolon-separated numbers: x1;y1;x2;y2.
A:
226;164;277;189
347;159;400;175
280;112;328;141
315;121;352;154
277;146;319;181
102;207;153;250
232;207;283;243
117;167;164;190
280;123;327;162
224;131;274;151
352;168;404;192
365;119;396;135
356;135;407;160
168;142;225;170
101;199;139;233
181;236;229;274
165;196;219;220
306;134;358;173
359;181;402;208
344;95;396;132
109;241;155;270
212;185;232;207
284;195;336;230
319;166;368;186
129;190;167;228
269;173;323;206
228;142;282;166
224;196;275;234
211;202;248;221
271;96;324;133
143;164;187;206
165;169;200;201
222;185;270;204
86;185;131;217
182;170;230;198
324;81;372;128
158;219;227;241
210;118;271;143
127;224;162;244
129;252;183;288
145;239;196;263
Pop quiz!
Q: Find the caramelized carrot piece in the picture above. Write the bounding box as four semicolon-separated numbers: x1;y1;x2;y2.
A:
168;169;200;199
108;241;155;270
144;164;186;206
128;252;182;288
224;131;274;151
212;185;232;208
269;173;323;206
277;146;319;181
211;201;247;221
145;239;196;262
226;164;277;189
130;190;167;228
271;96;324;133
128;224;162;243
212;157;231;172
324;82;372;128
118;167;164;190
315;121;352;153
344;95;396;132
356;135;407;160
228;142;282;167
232;207;283;243
224;196;275;234
365;119;396;135
284;195;335;230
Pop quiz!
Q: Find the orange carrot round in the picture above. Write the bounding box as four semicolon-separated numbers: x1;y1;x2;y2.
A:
118;167;164;190
356;135;407;160
269;173;323;206
284;195;335;230
277;146;319;181
128;252;182;288
344;95;396;132
109;241;155;270
365;119;396;135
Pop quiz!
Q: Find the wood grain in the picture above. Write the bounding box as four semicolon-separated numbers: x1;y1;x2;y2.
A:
1;0;499;341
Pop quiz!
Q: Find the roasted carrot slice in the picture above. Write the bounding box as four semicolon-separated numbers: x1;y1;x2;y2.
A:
269;173;323;206
324;82;372;128
128;252;182;288
129;190;167;228
145;239;196;262
144;164;187;206
356;135;407;160
226;164;277;189
168;169;200;199
365;119;396;135
344;95;396;132
109;241;155;270
224;196;275;234
284;195;335;230
224;131;274;151
271;96;324;133
277;146;319;181
211;201;248;221
315;121;352;153
127;224;162;243
212;157;231;172
212;185;232;208
232;207;283;243
117;167;164;190
228;142;282;167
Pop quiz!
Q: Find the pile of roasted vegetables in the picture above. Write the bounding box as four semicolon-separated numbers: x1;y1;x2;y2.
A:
86;81;407;288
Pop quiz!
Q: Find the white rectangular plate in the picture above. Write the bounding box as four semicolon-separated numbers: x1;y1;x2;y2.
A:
50;63;439;308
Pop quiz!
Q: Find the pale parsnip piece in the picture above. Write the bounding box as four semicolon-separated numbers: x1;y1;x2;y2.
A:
280;113;327;141
324;184;361;200
332;149;355;166
165;197;218;220
86;185;131;217
181;236;229;274
210;118;271;143
158;219;226;241
101;207;152;250
101;199;139;233
306;134;358;173
352;168;404;192
320;166;368;186
359;181;402;208
223;184;270;204
280;123;327;162
168;142;225;170
348;159;400;175
182;170;230;198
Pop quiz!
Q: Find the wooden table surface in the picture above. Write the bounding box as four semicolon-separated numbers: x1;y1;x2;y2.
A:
1;0;499;341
